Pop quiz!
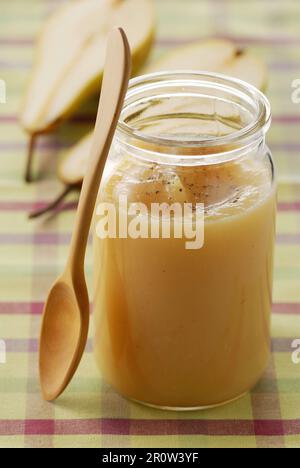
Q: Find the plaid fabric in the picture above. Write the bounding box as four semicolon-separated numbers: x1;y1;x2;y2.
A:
0;0;300;448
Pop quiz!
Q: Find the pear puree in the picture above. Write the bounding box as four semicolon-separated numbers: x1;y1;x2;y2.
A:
93;151;276;409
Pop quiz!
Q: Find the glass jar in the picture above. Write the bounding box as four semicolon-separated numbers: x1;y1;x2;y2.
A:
93;72;276;410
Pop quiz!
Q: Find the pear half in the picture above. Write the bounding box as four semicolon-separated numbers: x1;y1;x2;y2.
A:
58;132;92;186
220;50;268;91
21;0;155;134
144;39;237;75
144;39;267;91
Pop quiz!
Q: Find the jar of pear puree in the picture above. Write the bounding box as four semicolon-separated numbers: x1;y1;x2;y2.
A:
93;72;276;410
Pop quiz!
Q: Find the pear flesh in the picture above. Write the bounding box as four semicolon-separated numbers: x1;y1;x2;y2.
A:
144;39;237;74
144;39;267;91
220;50;268;91
58;133;92;186
58;39;268;188
21;0;155;134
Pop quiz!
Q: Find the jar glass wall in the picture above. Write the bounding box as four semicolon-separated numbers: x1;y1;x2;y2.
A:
93;72;276;410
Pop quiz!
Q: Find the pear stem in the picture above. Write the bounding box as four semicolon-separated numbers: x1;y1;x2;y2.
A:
28;185;76;219
24;134;37;183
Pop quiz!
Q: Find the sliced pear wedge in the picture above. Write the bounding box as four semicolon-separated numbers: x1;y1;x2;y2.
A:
21;0;155;182
220;50;268;91
29;133;93;218
144;39;237;74
144;39;267;91
58;132;93;186
21;0;155;134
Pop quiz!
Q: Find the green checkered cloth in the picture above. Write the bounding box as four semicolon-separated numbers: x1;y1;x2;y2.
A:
0;0;300;448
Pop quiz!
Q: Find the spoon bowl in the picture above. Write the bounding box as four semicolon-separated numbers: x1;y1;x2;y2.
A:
39;275;89;401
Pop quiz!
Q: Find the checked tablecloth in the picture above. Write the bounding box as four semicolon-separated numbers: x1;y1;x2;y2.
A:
0;0;300;448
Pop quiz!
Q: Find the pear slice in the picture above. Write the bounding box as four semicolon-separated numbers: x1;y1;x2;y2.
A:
21;0;155;182
220;50;268;91
21;0;155;134
58;132;93;186
144;39;267;91
144;39;236;74
29;133;92;218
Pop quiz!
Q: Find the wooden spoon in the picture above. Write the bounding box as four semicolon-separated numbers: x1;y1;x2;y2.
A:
39;28;131;401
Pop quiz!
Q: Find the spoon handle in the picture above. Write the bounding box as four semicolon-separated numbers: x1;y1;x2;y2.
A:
67;28;131;277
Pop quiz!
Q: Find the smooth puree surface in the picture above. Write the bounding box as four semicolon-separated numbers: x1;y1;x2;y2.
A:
93;150;276;408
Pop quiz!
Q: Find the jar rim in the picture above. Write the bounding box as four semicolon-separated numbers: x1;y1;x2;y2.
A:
117;71;271;157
